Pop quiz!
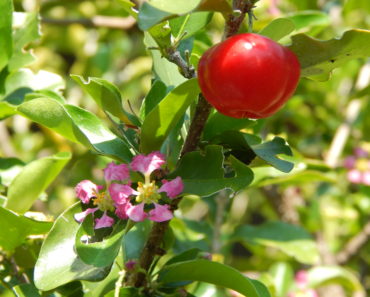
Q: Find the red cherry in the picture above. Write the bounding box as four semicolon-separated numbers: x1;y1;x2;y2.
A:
197;33;300;119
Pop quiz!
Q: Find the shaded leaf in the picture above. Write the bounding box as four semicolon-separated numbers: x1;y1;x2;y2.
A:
104;287;141;297
288;29;370;80
0;207;52;252
0;157;24;187
5;152;71;214
123;220;151;261
140;78;199;153
13;284;41;297
232;222;320;264
34;203;111;291
17;98;133;162
138;2;172;30
139;80;169;119
158;259;271;297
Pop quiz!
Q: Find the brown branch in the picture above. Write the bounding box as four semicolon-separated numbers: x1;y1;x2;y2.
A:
224;0;257;38
41;15;136;30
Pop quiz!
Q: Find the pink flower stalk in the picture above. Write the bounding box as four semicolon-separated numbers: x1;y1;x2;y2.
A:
104;162;130;182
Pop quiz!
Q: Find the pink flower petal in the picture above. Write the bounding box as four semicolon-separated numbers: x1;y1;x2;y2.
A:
109;183;138;205
362;171;370;186
115;203;130;219
347;169;362;184
158;176;184;199
343;156;356;169
74;207;98;223
95;212;115;229
75;180;101;204
354;147;368;158
295;270;309;288
131;151;165;176
126;203;147;222
148;203;173;222
104;162;130;182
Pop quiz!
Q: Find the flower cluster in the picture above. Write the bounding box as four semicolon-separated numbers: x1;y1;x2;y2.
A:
288;271;318;297
344;147;370;186
74;151;184;229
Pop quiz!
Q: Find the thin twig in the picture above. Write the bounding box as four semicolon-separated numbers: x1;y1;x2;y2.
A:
41;15;136;30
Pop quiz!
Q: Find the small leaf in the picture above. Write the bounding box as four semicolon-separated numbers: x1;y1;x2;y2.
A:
169;12;212;40
232;222;320;264
34;203;111;291
17;98;133;162
140;78;199;153
116;0;138;18
0;207;52;252
288;29;370;80
5;152;71;214
259;18;296;42
71;75;140;127
249;137;294;173
158;259;271;297
171;145;254;197
75;216;126;267
0;0;12;72
147;0;202;15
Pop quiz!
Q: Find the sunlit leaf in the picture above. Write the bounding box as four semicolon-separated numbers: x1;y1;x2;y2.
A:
259;18;295;42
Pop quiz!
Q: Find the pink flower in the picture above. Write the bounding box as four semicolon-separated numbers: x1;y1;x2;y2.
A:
362;171;370;185
95;212;115;229
109;183;138;205
347;169;362;184
354;147;368;158
115;203;130;219
74;207;98;223
343;156;356;169
75;180;102;204
295;270;309;289
148;203;173;222
126;203;148;222
158;177;184;198
104;162;130;182
131;151;165;176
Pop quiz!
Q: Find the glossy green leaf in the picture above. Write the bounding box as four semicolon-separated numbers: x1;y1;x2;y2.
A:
259;18;295;42
0;207;52;252
0;157;24;187
5;152;71;214
139;80;168;119
13;284;41;297
232;222;320;264
0;0;12;72
16;98;133;162
169;12;212;40
34;203;111;291
307;266;364;293
141;78;199;153
71;75;141;127
203;112;255;140
171;145;254;197
250;137;294;173
289;29;370;80
158;259;271;297
8;12;40;70
75;216;126;267
144;33;187;87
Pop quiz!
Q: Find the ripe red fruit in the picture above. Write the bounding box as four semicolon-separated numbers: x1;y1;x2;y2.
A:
197;33;300;119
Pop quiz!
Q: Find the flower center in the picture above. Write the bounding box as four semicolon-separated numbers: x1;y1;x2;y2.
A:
93;191;115;212
136;181;160;204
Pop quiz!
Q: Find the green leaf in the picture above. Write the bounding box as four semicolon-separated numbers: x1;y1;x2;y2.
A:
5;152;71;214
140;78;199;153
139;80;168;120
0;101;16;119
34;203;111;291
169;12;212;40
171;145;254;197
287;11;330;31
250;137;294;173
158;259;271;297
0;157;24;187
259;18;295;42
13;284;41;297
138;2;172;30
232;222;320;264
197;0;232;13
104;287;141;297
288;29;370;81
71;75;141;127
8;12;40;70
269;262;294;297
144;33;187;87
0;207;52;252
307;266;364;293
16;98;133;162
75;216;125;267
123;220;151;261
203;112;255;140
0;0;12;72
116;0;138;18
147;0;202;14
